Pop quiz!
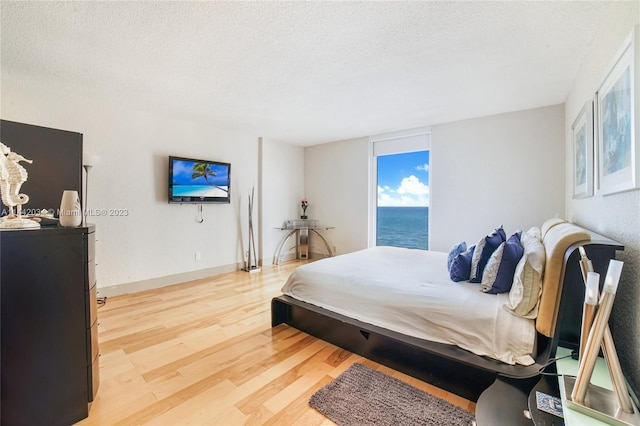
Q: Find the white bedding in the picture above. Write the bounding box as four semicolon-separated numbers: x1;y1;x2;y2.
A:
281;246;536;365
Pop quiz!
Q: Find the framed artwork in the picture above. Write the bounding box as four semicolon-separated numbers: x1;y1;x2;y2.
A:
596;25;639;196
572;100;594;199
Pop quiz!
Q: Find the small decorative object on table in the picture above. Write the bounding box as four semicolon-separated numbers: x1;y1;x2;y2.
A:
300;198;308;219
564;257;640;425
59;190;82;227
0;142;40;229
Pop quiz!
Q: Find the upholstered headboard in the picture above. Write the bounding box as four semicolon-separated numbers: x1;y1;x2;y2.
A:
537;219;591;337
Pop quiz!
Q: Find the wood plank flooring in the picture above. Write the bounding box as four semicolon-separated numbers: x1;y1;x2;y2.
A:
77;260;475;425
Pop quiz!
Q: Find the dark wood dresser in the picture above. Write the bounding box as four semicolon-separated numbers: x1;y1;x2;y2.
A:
1;225;99;426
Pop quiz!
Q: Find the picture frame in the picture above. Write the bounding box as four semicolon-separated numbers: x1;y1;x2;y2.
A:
595;25;639;196
572;100;594;199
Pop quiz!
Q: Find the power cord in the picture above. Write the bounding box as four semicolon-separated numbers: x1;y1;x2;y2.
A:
538;350;578;377
196;204;204;223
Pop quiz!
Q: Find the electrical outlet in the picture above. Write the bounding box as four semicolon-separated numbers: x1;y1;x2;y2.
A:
195;251;202;261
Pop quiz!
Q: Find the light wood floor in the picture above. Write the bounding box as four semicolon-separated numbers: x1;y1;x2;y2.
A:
77;260;475;425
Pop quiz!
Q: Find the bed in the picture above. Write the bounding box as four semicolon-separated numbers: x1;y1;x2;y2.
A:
281;246;537;366
271;219;623;401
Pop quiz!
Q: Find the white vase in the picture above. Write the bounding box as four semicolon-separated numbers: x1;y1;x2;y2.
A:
59;190;82;227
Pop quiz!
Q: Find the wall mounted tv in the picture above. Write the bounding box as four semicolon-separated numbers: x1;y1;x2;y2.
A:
168;156;231;204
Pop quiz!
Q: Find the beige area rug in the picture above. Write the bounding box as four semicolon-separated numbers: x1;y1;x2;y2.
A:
309;363;475;426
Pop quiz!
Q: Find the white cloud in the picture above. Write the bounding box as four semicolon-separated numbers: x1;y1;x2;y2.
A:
416;164;429;173
397;175;429;195
378;175;429;207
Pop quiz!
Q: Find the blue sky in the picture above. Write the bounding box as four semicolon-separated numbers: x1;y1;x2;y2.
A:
173;160;229;186
377;150;429;207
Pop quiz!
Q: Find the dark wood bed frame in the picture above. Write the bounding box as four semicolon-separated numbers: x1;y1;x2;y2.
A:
271;229;623;402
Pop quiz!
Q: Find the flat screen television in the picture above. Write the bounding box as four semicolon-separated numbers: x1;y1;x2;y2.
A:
168;156;231;204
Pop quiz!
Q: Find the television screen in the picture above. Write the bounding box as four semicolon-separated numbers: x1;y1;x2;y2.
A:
168;156;231;204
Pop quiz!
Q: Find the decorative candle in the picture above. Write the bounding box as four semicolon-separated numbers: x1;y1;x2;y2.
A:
579;272;599;359
585;272;599;305
578;246;594;283
572;260;623;404
602;259;623;294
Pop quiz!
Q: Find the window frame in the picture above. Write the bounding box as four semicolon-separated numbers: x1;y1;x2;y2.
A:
368;127;431;248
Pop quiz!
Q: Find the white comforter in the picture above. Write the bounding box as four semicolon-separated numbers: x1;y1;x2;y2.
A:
281;246;536;365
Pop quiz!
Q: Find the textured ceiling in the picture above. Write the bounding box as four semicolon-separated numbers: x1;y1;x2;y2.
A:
1;1;611;146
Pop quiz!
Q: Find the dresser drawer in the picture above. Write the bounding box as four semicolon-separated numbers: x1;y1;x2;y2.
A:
86;282;100;403
86;283;98;327
86;231;95;262
86;319;99;364
87;260;96;290
88;353;100;402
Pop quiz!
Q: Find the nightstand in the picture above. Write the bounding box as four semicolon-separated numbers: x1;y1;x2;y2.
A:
476;346;633;426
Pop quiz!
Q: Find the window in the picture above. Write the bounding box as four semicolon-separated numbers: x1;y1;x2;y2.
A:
369;128;430;250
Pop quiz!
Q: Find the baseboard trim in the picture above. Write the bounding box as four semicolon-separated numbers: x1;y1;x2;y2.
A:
97;262;241;298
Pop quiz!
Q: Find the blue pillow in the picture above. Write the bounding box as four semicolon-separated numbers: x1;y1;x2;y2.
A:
486;232;524;294
447;241;467;270
450;245;475;282
470;226;506;283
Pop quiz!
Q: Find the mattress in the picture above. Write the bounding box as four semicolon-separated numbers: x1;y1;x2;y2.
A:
281;246;536;365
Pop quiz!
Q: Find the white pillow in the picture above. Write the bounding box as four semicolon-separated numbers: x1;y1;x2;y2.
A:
469;237;486;282
526;226;541;241
480;242;504;292
504;231;545;318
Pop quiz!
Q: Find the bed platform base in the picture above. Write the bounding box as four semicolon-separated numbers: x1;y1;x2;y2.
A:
273;294;534;401
272;232;623;402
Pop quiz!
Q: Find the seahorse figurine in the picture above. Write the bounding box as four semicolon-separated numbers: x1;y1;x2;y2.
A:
0;142;14;216
0;142;39;228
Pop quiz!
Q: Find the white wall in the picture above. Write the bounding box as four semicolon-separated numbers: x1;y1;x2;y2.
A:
1;72;264;294
429;104;566;251
564;1;640;396
304;137;369;254
260;138;305;264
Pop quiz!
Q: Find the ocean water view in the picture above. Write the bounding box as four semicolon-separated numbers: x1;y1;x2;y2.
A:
173;185;228;197
376;206;429;250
